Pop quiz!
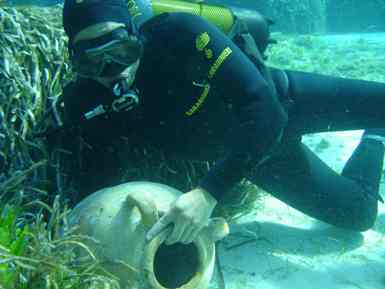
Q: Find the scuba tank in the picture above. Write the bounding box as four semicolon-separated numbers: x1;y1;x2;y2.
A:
151;0;273;53
153;0;235;34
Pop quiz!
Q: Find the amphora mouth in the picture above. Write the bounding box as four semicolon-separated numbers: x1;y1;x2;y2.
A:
143;228;212;289
154;242;200;288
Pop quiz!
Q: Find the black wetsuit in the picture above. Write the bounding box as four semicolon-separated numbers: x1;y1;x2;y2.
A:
63;13;385;231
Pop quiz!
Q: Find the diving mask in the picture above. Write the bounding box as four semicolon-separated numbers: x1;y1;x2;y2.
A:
71;28;143;78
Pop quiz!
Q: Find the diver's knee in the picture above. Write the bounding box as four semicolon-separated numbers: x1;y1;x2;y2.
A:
270;68;289;100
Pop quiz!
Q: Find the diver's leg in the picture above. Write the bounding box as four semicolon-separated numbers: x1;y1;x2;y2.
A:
342;132;384;203
284;70;385;133
248;137;382;231
251;70;385;231
283;70;385;205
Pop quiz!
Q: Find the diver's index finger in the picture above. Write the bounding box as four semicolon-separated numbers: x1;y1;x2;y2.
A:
146;214;171;241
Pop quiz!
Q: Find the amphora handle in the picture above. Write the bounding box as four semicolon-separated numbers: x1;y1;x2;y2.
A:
125;191;160;229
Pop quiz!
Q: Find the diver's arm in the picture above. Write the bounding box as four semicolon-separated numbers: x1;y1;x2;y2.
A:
199;110;285;202
199;68;287;202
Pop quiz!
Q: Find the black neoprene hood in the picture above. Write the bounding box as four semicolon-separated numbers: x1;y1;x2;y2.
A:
62;0;132;44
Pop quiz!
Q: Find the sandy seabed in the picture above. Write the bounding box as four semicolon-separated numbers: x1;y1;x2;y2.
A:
210;130;385;289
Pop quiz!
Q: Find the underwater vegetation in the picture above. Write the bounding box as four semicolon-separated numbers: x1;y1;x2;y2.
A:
266;33;385;82
0;195;122;289
1;5;385;289
0;7;122;288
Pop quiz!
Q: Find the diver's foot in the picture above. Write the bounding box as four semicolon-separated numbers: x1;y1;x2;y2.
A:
362;128;385;144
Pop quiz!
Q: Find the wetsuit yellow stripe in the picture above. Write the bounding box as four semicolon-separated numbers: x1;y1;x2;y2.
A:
208;47;232;79
185;83;210;116
185;45;232;116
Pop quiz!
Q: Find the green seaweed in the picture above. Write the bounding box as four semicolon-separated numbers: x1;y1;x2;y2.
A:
0;205;29;289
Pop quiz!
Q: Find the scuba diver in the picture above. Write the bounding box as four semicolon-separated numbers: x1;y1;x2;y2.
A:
60;0;385;245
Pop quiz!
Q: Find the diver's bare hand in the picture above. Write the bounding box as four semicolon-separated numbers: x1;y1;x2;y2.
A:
146;187;217;245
